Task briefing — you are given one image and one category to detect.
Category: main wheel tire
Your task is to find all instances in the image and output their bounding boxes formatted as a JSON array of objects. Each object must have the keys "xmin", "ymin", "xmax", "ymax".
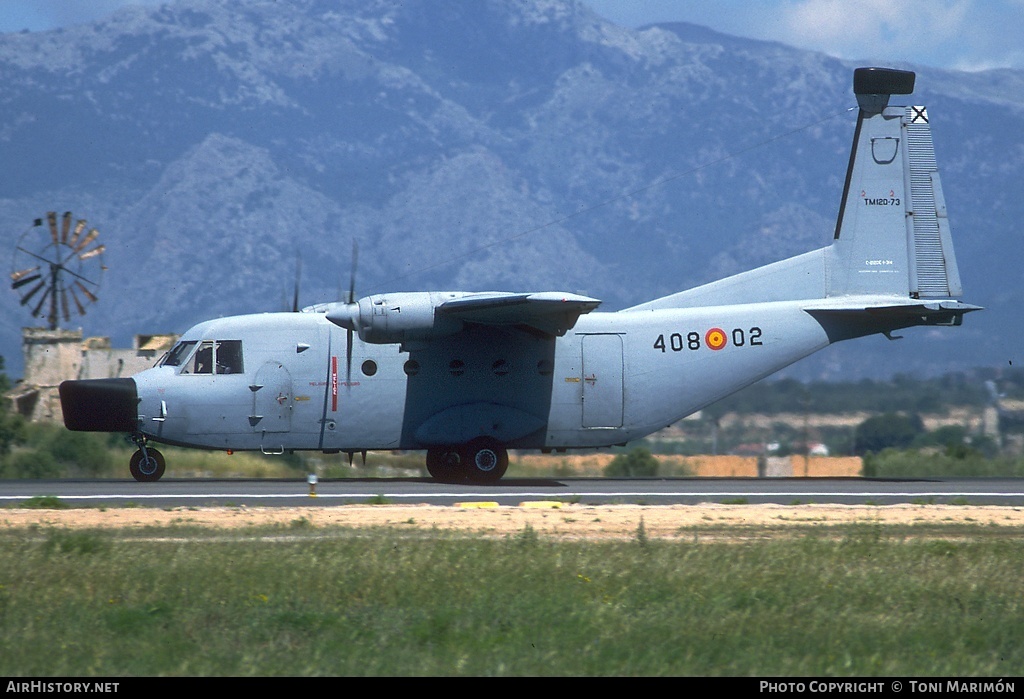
[
  {"xmin": 130, "ymin": 448, "xmax": 166, "ymax": 482},
  {"xmin": 425, "ymin": 447, "xmax": 464, "ymax": 483},
  {"xmin": 461, "ymin": 438, "xmax": 508, "ymax": 484}
]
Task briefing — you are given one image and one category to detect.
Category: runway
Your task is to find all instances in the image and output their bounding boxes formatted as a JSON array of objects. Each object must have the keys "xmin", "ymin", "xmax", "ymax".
[{"xmin": 2, "ymin": 476, "xmax": 1024, "ymax": 508}]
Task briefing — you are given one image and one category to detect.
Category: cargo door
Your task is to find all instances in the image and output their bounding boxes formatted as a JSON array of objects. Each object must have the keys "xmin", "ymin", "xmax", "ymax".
[{"xmin": 581, "ymin": 334, "xmax": 623, "ymax": 428}]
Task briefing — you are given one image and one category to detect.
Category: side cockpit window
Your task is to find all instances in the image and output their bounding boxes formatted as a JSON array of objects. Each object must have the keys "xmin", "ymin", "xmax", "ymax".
[
  {"xmin": 179, "ymin": 340, "xmax": 244, "ymax": 375},
  {"xmin": 215, "ymin": 340, "xmax": 244, "ymax": 374},
  {"xmin": 161, "ymin": 341, "xmax": 197, "ymax": 368}
]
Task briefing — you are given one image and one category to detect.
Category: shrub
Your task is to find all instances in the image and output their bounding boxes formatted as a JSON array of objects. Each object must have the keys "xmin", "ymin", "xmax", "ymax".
[
  {"xmin": 604, "ymin": 447, "xmax": 659, "ymax": 477},
  {"xmin": 1, "ymin": 449, "xmax": 60, "ymax": 479}
]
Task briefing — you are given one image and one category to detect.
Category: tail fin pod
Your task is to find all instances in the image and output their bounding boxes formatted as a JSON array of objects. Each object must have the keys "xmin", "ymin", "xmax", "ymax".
[{"xmin": 828, "ymin": 67, "xmax": 963, "ymax": 299}]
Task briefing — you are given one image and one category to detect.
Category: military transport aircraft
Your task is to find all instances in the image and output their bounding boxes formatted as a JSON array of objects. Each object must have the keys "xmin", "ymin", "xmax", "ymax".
[{"xmin": 59, "ymin": 67, "xmax": 979, "ymax": 483}]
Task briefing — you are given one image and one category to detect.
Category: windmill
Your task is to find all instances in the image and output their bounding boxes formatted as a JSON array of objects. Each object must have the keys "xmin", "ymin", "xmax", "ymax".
[{"xmin": 10, "ymin": 211, "xmax": 106, "ymax": 330}]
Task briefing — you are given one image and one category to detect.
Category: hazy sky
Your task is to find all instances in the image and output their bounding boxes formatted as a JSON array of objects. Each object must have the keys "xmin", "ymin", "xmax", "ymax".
[{"xmin": 1, "ymin": 0, "xmax": 1022, "ymax": 72}]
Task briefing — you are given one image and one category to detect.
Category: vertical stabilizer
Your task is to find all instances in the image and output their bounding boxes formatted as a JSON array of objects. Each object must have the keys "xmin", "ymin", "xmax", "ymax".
[{"xmin": 828, "ymin": 67, "xmax": 962, "ymax": 299}]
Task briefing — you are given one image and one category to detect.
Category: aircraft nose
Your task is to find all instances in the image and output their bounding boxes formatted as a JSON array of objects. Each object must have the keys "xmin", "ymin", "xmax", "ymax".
[{"xmin": 59, "ymin": 378, "xmax": 139, "ymax": 433}]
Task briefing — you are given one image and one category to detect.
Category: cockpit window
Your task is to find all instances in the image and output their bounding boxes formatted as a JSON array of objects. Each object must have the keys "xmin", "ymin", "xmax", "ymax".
[
  {"xmin": 161, "ymin": 341, "xmax": 197, "ymax": 367},
  {"xmin": 179, "ymin": 340, "xmax": 244, "ymax": 375},
  {"xmin": 215, "ymin": 340, "xmax": 244, "ymax": 374}
]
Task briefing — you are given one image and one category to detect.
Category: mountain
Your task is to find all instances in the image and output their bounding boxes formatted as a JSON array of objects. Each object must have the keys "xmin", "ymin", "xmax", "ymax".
[{"xmin": 1, "ymin": 0, "xmax": 1021, "ymax": 380}]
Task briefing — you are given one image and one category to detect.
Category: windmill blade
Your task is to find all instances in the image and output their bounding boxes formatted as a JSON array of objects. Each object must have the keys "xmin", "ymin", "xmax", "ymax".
[
  {"xmin": 79, "ymin": 244, "xmax": 105, "ymax": 261},
  {"xmin": 69, "ymin": 219, "xmax": 87, "ymax": 249},
  {"xmin": 61, "ymin": 212, "xmax": 72, "ymax": 244},
  {"xmin": 20, "ymin": 280, "xmax": 46, "ymax": 306},
  {"xmin": 11, "ymin": 267, "xmax": 41, "ymax": 288},
  {"xmin": 73, "ymin": 228, "xmax": 99, "ymax": 253},
  {"xmin": 74, "ymin": 281, "xmax": 98, "ymax": 304},
  {"xmin": 32, "ymin": 285, "xmax": 53, "ymax": 318},
  {"xmin": 47, "ymin": 212, "xmax": 58, "ymax": 246},
  {"xmin": 70, "ymin": 287, "xmax": 87, "ymax": 316},
  {"xmin": 60, "ymin": 288, "xmax": 71, "ymax": 323}
]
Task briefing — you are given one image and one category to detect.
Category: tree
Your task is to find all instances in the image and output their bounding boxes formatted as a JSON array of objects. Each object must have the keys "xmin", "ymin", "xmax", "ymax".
[
  {"xmin": 853, "ymin": 412, "xmax": 925, "ymax": 455},
  {"xmin": 0, "ymin": 357, "xmax": 25, "ymax": 458}
]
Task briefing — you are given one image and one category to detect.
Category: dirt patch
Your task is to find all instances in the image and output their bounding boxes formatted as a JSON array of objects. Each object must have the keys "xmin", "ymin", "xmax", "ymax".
[{"xmin": 2, "ymin": 503, "xmax": 1023, "ymax": 540}]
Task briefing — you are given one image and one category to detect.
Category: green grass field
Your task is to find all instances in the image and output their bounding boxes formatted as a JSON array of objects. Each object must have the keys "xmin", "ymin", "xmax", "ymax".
[{"xmin": 0, "ymin": 521, "xmax": 1021, "ymax": 676}]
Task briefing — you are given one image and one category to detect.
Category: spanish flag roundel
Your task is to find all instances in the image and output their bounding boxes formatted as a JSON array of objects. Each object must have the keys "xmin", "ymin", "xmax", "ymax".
[{"xmin": 705, "ymin": 327, "xmax": 727, "ymax": 351}]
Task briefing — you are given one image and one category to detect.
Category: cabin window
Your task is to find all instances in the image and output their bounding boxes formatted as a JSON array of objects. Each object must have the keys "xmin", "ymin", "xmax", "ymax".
[
  {"xmin": 403, "ymin": 359, "xmax": 420, "ymax": 376},
  {"xmin": 180, "ymin": 340, "xmax": 244, "ymax": 375},
  {"xmin": 361, "ymin": 360, "xmax": 377, "ymax": 377}
]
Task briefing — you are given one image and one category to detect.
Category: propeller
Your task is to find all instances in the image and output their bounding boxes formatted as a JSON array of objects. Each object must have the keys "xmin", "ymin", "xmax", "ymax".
[
  {"xmin": 322, "ymin": 240, "xmax": 360, "ymax": 387},
  {"xmin": 292, "ymin": 253, "xmax": 302, "ymax": 313},
  {"xmin": 344, "ymin": 240, "xmax": 358, "ymax": 387}
]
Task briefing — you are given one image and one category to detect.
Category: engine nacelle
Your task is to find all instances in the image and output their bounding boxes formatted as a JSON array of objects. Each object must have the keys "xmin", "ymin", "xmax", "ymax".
[{"xmin": 324, "ymin": 291, "xmax": 466, "ymax": 344}]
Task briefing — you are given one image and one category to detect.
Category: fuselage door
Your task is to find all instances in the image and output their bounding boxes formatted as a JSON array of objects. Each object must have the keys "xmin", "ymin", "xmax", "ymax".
[
  {"xmin": 251, "ymin": 361, "xmax": 293, "ymax": 433},
  {"xmin": 581, "ymin": 333, "xmax": 623, "ymax": 428}
]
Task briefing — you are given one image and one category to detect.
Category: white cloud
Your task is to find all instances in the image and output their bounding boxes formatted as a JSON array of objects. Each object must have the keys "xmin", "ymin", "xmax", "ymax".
[
  {"xmin": 776, "ymin": 0, "xmax": 970, "ymax": 59},
  {"xmin": 584, "ymin": 0, "xmax": 1024, "ymax": 72}
]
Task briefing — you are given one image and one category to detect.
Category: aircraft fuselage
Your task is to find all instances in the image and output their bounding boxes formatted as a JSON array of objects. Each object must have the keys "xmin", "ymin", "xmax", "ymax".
[{"xmin": 131, "ymin": 300, "xmax": 831, "ymax": 455}]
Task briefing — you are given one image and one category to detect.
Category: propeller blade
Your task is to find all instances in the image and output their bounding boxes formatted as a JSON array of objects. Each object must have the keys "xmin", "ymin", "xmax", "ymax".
[
  {"xmin": 346, "ymin": 240, "xmax": 359, "ymax": 386},
  {"xmin": 292, "ymin": 254, "xmax": 302, "ymax": 312},
  {"xmin": 61, "ymin": 212, "xmax": 72, "ymax": 244},
  {"xmin": 60, "ymin": 288, "xmax": 70, "ymax": 323},
  {"xmin": 347, "ymin": 240, "xmax": 358, "ymax": 303},
  {"xmin": 346, "ymin": 328, "xmax": 353, "ymax": 389}
]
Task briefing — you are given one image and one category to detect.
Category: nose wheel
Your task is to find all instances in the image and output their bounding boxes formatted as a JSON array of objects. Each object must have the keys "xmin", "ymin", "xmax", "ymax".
[{"xmin": 129, "ymin": 438, "xmax": 166, "ymax": 482}]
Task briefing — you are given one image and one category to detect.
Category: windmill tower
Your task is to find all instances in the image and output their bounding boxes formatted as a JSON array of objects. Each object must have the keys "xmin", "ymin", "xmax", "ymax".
[{"xmin": 8, "ymin": 212, "xmax": 106, "ymax": 421}]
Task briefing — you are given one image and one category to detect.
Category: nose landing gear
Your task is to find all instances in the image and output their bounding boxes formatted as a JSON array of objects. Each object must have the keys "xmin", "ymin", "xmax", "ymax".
[{"xmin": 129, "ymin": 434, "xmax": 166, "ymax": 482}]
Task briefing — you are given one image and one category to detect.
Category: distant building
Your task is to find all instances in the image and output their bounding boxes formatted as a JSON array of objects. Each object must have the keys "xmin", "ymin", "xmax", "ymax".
[{"xmin": 7, "ymin": 327, "xmax": 178, "ymax": 423}]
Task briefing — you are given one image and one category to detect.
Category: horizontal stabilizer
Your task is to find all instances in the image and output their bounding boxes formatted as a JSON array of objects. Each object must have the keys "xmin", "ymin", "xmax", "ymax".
[{"xmin": 805, "ymin": 298, "xmax": 982, "ymax": 327}]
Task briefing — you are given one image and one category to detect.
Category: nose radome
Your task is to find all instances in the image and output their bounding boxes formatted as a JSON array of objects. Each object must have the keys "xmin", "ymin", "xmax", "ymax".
[{"xmin": 59, "ymin": 378, "xmax": 139, "ymax": 433}]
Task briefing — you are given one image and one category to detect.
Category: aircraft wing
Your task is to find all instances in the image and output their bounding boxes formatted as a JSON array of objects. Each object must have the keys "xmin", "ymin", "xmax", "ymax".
[{"xmin": 437, "ymin": 291, "xmax": 601, "ymax": 336}]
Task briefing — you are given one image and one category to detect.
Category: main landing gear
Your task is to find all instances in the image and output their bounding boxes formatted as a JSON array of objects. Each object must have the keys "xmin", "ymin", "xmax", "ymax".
[
  {"xmin": 425, "ymin": 437, "xmax": 509, "ymax": 484},
  {"xmin": 129, "ymin": 434, "xmax": 166, "ymax": 482}
]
